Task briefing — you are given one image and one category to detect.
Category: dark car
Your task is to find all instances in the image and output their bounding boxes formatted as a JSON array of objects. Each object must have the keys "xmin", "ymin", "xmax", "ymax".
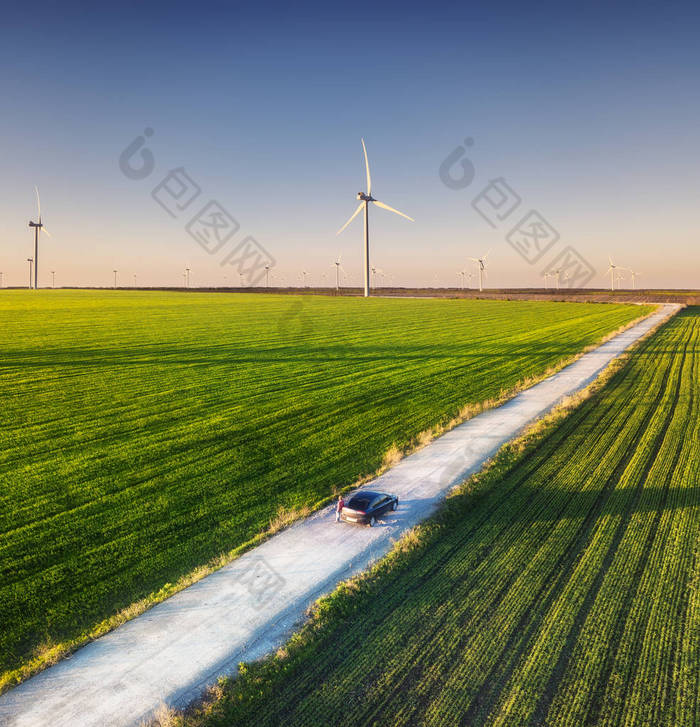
[{"xmin": 340, "ymin": 490, "xmax": 399, "ymax": 527}]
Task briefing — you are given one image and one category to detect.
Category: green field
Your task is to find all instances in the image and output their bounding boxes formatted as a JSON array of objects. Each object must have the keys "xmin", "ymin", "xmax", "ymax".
[
  {"xmin": 185, "ymin": 307, "xmax": 699, "ymax": 727},
  {"xmin": 0, "ymin": 291, "xmax": 648, "ymax": 683}
]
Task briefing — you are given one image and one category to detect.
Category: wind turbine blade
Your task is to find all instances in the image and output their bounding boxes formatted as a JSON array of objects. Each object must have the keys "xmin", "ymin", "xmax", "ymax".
[
  {"xmin": 41, "ymin": 226, "xmax": 52, "ymax": 237},
  {"xmin": 336, "ymin": 202, "xmax": 364, "ymax": 235},
  {"xmin": 467, "ymin": 257, "xmax": 479, "ymax": 263},
  {"xmin": 35, "ymin": 186, "xmax": 41, "ymax": 223},
  {"xmin": 372, "ymin": 200, "xmax": 414, "ymax": 222},
  {"xmin": 361, "ymin": 138, "xmax": 371, "ymax": 196}
]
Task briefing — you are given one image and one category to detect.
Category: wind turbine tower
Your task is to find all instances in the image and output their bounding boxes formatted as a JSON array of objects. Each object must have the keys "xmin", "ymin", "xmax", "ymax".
[
  {"xmin": 550, "ymin": 268, "xmax": 562, "ymax": 290},
  {"xmin": 628, "ymin": 270, "xmax": 641, "ymax": 289},
  {"xmin": 333, "ymin": 255, "xmax": 343, "ymax": 292},
  {"xmin": 337, "ymin": 139, "xmax": 414, "ymax": 297},
  {"xmin": 28, "ymin": 187, "xmax": 51, "ymax": 289},
  {"xmin": 468, "ymin": 253, "xmax": 489, "ymax": 292},
  {"xmin": 605, "ymin": 257, "xmax": 620, "ymax": 292}
]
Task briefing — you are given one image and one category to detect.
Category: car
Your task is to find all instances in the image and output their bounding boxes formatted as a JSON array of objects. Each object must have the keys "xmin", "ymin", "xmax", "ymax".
[{"xmin": 339, "ymin": 490, "xmax": 399, "ymax": 527}]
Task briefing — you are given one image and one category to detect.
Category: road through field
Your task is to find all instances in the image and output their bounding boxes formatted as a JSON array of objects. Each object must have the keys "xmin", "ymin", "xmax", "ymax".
[{"xmin": 0, "ymin": 304, "xmax": 679, "ymax": 727}]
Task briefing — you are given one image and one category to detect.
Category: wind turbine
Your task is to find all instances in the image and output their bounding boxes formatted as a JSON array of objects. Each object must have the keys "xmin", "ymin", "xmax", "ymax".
[
  {"xmin": 628, "ymin": 270, "xmax": 641, "ymax": 289},
  {"xmin": 301, "ymin": 270, "xmax": 309, "ymax": 288},
  {"xmin": 615, "ymin": 269, "xmax": 626, "ymax": 289},
  {"xmin": 51, "ymin": 270, "xmax": 56, "ymax": 288},
  {"xmin": 264, "ymin": 264, "xmax": 271, "ymax": 288},
  {"xmin": 371, "ymin": 266, "xmax": 384, "ymax": 289},
  {"xmin": 468, "ymin": 253, "xmax": 489, "ymax": 292},
  {"xmin": 185, "ymin": 267, "xmax": 191, "ymax": 288},
  {"xmin": 27, "ymin": 258, "xmax": 33, "ymax": 288},
  {"xmin": 549, "ymin": 268, "xmax": 562, "ymax": 290},
  {"xmin": 337, "ymin": 139, "xmax": 414, "ymax": 297},
  {"xmin": 28, "ymin": 187, "xmax": 51, "ymax": 289},
  {"xmin": 458, "ymin": 270, "xmax": 467, "ymax": 290},
  {"xmin": 605, "ymin": 256, "xmax": 620, "ymax": 291},
  {"xmin": 113, "ymin": 269, "xmax": 118, "ymax": 289},
  {"xmin": 333, "ymin": 255, "xmax": 344, "ymax": 292}
]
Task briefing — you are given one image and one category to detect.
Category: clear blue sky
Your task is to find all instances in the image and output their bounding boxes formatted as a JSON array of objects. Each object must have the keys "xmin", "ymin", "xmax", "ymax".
[{"xmin": 1, "ymin": 0, "xmax": 698, "ymax": 288}]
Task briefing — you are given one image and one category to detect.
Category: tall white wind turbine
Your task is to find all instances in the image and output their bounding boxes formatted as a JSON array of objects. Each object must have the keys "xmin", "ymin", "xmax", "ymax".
[
  {"xmin": 28, "ymin": 187, "xmax": 51, "ymax": 289},
  {"xmin": 628, "ymin": 269, "xmax": 641, "ymax": 289},
  {"xmin": 468, "ymin": 253, "xmax": 489, "ymax": 292},
  {"xmin": 337, "ymin": 139, "xmax": 414, "ymax": 298}
]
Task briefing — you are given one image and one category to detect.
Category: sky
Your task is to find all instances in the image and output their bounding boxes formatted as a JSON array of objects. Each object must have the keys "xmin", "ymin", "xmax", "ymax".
[{"xmin": 0, "ymin": 0, "xmax": 698, "ymax": 289}]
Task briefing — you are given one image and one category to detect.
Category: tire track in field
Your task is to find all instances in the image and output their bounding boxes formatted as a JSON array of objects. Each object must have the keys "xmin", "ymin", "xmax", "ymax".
[
  {"xmin": 611, "ymin": 319, "xmax": 699, "ymax": 727},
  {"xmin": 380, "ymin": 351, "xmax": 662, "ymax": 726},
  {"xmin": 456, "ymin": 329, "xmax": 684, "ymax": 726},
  {"xmin": 662, "ymin": 325, "xmax": 699, "ymax": 727},
  {"xmin": 544, "ymin": 324, "xmax": 692, "ymax": 727}
]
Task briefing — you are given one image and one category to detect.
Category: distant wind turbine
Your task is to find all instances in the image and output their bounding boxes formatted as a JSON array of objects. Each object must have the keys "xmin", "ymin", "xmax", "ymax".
[
  {"xmin": 337, "ymin": 139, "xmax": 414, "ymax": 297},
  {"xmin": 51, "ymin": 270, "xmax": 56, "ymax": 288},
  {"xmin": 28, "ymin": 187, "xmax": 51, "ymax": 290},
  {"xmin": 333, "ymin": 255, "xmax": 344, "ymax": 292},
  {"xmin": 628, "ymin": 270, "xmax": 641, "ymax": 289},
  {"xmin": 468, "ymin": 252, "xmax": 489, "ymax": 292},
  {"xmin": 605, "ymin": 256, "xmax": 620, "ymax": 291},
  {"xmin": 549, "ymin": 268, "xmax": 562, "ymax": 290},
  {"xmin": 264, "ymin": 264, "xmax": 271, "ymax": 288},
  {"xmin": 113, "ymin": 269, "xmax": 118, "ymax": 289}
]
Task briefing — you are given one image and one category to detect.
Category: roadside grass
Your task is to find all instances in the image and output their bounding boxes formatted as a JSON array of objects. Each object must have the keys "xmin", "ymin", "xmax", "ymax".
[
  {"xmin": 0, "ymin": 291, "xmax": 651, "ymax": 689},
  {"xmin": 175, "ymin": 306, "xmax": 698, "ymax": 727}
]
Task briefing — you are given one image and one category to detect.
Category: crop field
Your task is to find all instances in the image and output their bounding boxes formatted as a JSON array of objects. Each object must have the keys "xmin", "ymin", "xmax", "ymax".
[
  {"xmin": 188, "ymin": 307, "xmax": 700, "ymax": 727},
  {"xmin": 0, "ymin": 290, "xmax": 648, "ymax": 684}
]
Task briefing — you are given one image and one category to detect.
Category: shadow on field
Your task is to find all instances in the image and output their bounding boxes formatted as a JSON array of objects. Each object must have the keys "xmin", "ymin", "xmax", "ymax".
[{"xmin": 1, "ymin": 342, "xmax": 593, "ymax": 368}]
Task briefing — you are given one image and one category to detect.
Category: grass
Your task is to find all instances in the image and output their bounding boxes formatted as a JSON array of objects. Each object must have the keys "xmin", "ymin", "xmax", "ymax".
[
  {"xmin": 177, "ymin": 306, "xmax": 698, "ymax": 727},
  {"xmin": 0, "ymin": 290, "xmax": 650, "ymax": 687}
]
